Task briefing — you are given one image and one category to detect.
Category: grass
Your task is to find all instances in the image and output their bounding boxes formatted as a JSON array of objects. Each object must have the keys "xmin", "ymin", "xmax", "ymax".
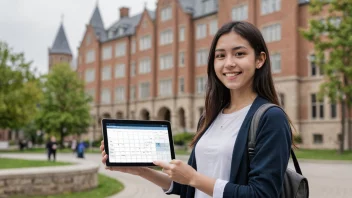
[
  {"xmin": 294, "ymin": 149, "xmax": 352, "ymax": 161},
  {"xmin": 0, "ymin": 147, "xmax": 102, "ymax": 153},
  {"xmin": 0, "ymin": 158, "xmax": 71, "ymax": 169},
  {"xmin": 10, "ymin": 174, "xmax": 124, "ymax": 198}
]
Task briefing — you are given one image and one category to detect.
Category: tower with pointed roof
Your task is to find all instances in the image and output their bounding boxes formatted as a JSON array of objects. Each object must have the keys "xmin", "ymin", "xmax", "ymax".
[{"xmin": 48, "ymin": 21, "xmax": 73, "ymax": 71}]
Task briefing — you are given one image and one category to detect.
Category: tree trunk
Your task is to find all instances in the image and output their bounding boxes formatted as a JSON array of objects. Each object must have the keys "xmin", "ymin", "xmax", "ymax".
[
  {"xmin": 60, "ymin": 127, "xmax": 64, "ymax": 149},
  {"xmin": 339, "ymin": 100, "xmax": 346, "ymax": 154}
]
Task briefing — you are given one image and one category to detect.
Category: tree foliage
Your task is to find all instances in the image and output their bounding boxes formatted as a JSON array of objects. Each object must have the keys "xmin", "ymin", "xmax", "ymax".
[
  {"xmin": 301, "ymin": 0, "xmax": 352, "ymax": 152},
  {"xmin": 0, "ymin": 41, "xmax": 42, "ymax": 129},
  {"xmin": 36, "ymin": 63, "xmax": 92, "ymax": 146}
]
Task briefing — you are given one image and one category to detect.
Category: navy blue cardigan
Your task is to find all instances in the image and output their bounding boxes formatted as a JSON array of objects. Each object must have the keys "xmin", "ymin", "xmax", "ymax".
[{"xmin": 166, "ymin": 96, "xmax": 292, "ymax": 198}]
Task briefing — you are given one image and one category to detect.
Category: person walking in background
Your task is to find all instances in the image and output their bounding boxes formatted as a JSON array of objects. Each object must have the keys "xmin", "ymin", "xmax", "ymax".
[
  {"xmin": 100, "ymin": 21, "xmax": 293, "ymax": 198},
  {"xmin": 71, "ymin": 138, "xmax": 77, "ymax": 154},
  {"xmin": 77, "ymin": 140, "xmax": 85, "ymax": 158},
  {"xmin": 46, "ymin": 136, "xmax": 57, "ymax": 162}
]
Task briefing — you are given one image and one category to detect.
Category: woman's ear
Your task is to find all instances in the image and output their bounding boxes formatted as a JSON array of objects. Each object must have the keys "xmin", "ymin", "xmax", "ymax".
[{"xmin": 256, "ymin": 52, "xmax": 266, "ymax": 69}]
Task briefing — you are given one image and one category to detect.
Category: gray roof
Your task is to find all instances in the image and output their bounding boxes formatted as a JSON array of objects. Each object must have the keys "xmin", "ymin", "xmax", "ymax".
[
  {"xmin": 105, "ymin": 10, "xmax": 155, "ymax": 42},
  {"xmin": 178, "ymin": 0, "xmax": 218, "ymax": 19},
  {"xmin": 49, "ymin": 23, "xmax": 72, "ymax": 55},
  {"xmin": 299, "ymin": 0, "xmax": 310, "ymax": 4},
  {"xmin": 89, "ymin": 6, "xmax": 107, "ymax": 42}
]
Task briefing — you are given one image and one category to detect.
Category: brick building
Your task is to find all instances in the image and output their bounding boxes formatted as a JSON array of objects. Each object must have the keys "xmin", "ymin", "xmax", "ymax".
[{"xmin": 50, "ymin": 0, "xmax": 351, "ymax": 149}]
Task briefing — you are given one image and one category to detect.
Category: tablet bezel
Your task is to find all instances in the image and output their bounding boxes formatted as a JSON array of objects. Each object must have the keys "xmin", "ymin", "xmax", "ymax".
[{"xmin": 102, "ymin": 118, "xmax": 176, "ymax": 166}]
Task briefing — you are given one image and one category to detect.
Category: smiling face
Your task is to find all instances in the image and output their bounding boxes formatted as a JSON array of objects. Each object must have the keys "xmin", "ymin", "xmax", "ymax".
[{"xmin": 214, "ymin": 32, "xmax": 264, "ymax": 93}]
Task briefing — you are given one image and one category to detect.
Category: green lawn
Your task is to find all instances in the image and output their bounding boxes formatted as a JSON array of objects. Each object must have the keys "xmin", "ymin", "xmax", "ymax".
[
  {"xmin": 294, "ymin": 149, "xmax": 352, "ymax": 161},
  {"xmin": 0, "ymin": 158, "xmax": 70, "ymax": 169},
  {"xmin": 10, "ymin": 174, "xmax": 124, "ymax": 198}
]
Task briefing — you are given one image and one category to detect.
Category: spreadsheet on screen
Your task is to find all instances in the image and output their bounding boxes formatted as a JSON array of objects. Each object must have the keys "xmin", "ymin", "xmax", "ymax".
[{"xmin": 106, "ymin": 124, "xmax": 172, "ymax": 163}]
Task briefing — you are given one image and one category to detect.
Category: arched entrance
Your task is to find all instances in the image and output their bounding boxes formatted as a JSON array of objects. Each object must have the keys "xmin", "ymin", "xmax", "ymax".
[
  {"xmin": 116, "ymin": 111, "xmax": 123, "ymax": 119},
  {"xmin": 140, "ymin": 109, "xmax": 150, "ymax": 120},
  {"xmin": 178, "ymin": 108, "xmax": 186, "ymax": 131},
  {"xmin": 157, "ymin": 107, "xmax": 171, "ymax": 121}
]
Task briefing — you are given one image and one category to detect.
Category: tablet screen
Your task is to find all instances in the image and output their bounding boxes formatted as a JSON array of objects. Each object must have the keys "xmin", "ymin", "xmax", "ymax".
[{"xmin": 106, "ymin": 123, "xmax": 172, "ymax": 163}]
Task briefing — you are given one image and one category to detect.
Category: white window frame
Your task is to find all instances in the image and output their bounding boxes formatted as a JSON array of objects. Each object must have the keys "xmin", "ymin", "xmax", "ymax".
[
  {"xmin": 139, "ymin": 58, "xmax": 151, "ymax": 74},
  {"xmin": 102, "ymin": 65, "xmax": 111, "ymax": 80},
  {"xmin": 179, "ymin": 26, "xmax": 185, "ymax": 42},
  {"xmin": 209, "ymin": 19, "xmax": 218, "ymax": 35},
  {"xmin": 196, "ymin": 24, "xmax": 207, "ymax": 40},
  {"xmin": 102, "ymin": 46, "xmax": 112, "ymax": 60},
  {"xmin": 196, "ymin": 49, "xmax": 208, "ymax": 66},
  {"xmin": 85, "ymin": 68, "xmax": 95, "ymax": 83},
  {"xmin": 161, "ymin": 6, "xmax": 172, "ymax": 22},
  {"xmin": 160, "ymin": 29, "xmax": 173, "ymax": 45},
  {"xmin": 159, "ymin": 79, "xmax": 173, "ymax": 96},
  {"xmin": 196, "ymin": 76, "xmax": 207, "ymax": 94},
  {"xmin": 271, "ymin": 53, "xmax": 281, "ymax": 73},
  {"xmin": 232, "ymin": 4, "xmax": 248, "ymax": 21},
  {"xmin": 115, "ymin": 42, "xmax": 126, "ymax": 57},
  {"xmin": 115, "ymin": 64, "xmax": 125, "ymax": 78},
  {"xmin": 261, "ymin": 0, "xmax": 281, "ymax": 15},
  {"xmin": 85, "ymin": 49, "xmax": 95, "ymax": 64},
  {"xmin": 101, "ymin": 88, "xmax": 111, "ymax": 104},
  {"xmin": 262, "ymin": 23, "xmax": 281, "ymax": 43},
  {"xmin": 160, "ymin": 54, "xmax": 173, "ymax": 70},
  {"xmin": 139, "ymin": 35, "xmax": 151, "ymax": 51},
  {"xmin": 179, "ymin": 77, "xmax": 185, "ymax": 94},
  {"xmin": 179, "ymin": 52, "xmax": 185, "ymax": 67},
  {"xmin": 139, "ymin": 82, "xmax": 150, "ymax": 99},
  {"xmin": 115, "ymin": 86, "xmax": 125, "ymax": 102}
]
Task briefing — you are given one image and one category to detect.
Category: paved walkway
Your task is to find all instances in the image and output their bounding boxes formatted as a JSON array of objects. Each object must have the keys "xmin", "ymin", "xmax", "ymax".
[{"xmin": 1, "ymin": 153, "xmax": 352, "ymax": 198}]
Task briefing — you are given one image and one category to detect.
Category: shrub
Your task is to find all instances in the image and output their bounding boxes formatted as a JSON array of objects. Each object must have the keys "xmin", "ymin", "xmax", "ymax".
[
  {"xmin": 173, "ymin": 132, "xmax": 194, "ymax": 146},
  {"xmin": 293, "ymin": 134, "xmax": 302, "ymax": 144}
]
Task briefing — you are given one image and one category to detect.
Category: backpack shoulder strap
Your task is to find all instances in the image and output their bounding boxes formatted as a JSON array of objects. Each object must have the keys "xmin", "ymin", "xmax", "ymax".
[
  {"xmin": 248, "ymin": 103, "xmax": 278, "ymax": 159},
  {"xmin": 248, "ymin": 103, "xmax": 303, "ymax": 175}
]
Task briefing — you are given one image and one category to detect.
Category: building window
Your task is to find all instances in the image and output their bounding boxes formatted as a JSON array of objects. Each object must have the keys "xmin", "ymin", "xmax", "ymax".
[
  {"xmin": 101, "ymin": 88, "xmax": 111, "ymax": 104},
  {"xmin": 159, "ymin": 79, "xmax": 172, "ymax": 96},
  {"xmin": 232, "ymin": 4, "xmax": 248, "ymax": 21},
  {"xmin": 160, "ymin": 30, "xmax": 173, "ymax": 45},
  {"xmin": 179, "ymin": 77, "xmax": 184, "ymax": 94},
  {"xmin": 114, "ymin": 64, "xmax": 125, "ymax": 78},
  {"xmin": 115, "ymin": 87, "xmax": 125, "ymax": 102},
  {"xmin": 86, "ymin": 89, "xmax": 95, "ymax": 102},
  {"xmin": 279, "ymin": 93, "xmax": 285, "ymax": 109},
  {"xmin": 131, "ymin": 39, "xmax": 136, "ymax": 54},
  {"xmin": 85, "ymin": 69, "xmax": 95, "ymax": 83},
  {"xmin": 139, "ymin": 58, "xmax": 151, "ymax": 74},
  {"xmin": 86, "ymin": 34, "xmax": 91, "ymax": 46},
  {"xmin": 196, "ymin": 24, "xmax": 207, "ymax": 39},
  {"xmin": 313, "ymin": 134, "xmax": 323, "ymax": 144},
  {"xmin": 261, "ymin": 0, "xmax": 281, "ymax": 15},
  {"xmin": 203, "ymin": 0, "xmax": 214, "ymax": 13},
  {"xmin": 309, "ymin": 54, "xmax": 324, "ymax": 76},
  {"xmin": 102, "ymin": 65, "xmax": 111, "ymax": 81},
  {"xmin": 196, "ymin": 76, "xmax": 207, "ymax": 94},
  {"xmin": 197, "ymin": 49, "xmax": 208, "ymax": 66},
  {"xmin": 179, "ymin": 27, "xmax": 185, "ymax": 42},
  {"xmin": 139, "ymin": 35, "xmax": 151, "ymax": 51},
  {"xmin": 160, "ymin": 54, "xmax": 173, "ymax": 70},
  {"xmin": 331, "ymin": 103, "xmax": 337, "ymax": 118},
  {"xmin": 130, "ymin": 86, "xmax": 136, "ymax": 101},
  {"xmin": 102, "ymin": 46, "xmax": 112, "ymax": 60},
  {"xmin": 85, "ymin": 49, "xmax": 95, "ymax": 63},
  {"xmin": 179, "ymin": 52, "xmax": 185, "ymax": 67},
  {"xmin": 139, "ymin": 82, "xmax": 150, "ymax": 99},
  {"xmin": 209, "ymin": 20, "xmax": 218, "ymax": 35},
  {"xmin": 130, "ymin": 62, "xmax": 136, "ymax": 77},
  {"xmin": 161, "ymin": 6, "xmax": 172, "ymax": 21},
  {"xmin": 262, "ymin": 23, "xmax": 281, "ymax": 43},
  {"xmin": 115, "ymin": 42, "xmax": 126, "ymax": 57},
  {"xmin": 271, "ymin": 53, "xmax": 281, "ymax": 73},
  {"xmin": 311, "ymin": 93, "xmax": 324, "ymax": 119}
]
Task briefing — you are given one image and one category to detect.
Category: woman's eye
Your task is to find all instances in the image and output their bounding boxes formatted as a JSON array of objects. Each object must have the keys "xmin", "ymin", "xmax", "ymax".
[
  {"xmin": 235, "ymin": 52, "xmax": 245, "ymax": 56},
  {"xmin": 215, "ymin": 54, "xmax": 225, "ymax": 58}
]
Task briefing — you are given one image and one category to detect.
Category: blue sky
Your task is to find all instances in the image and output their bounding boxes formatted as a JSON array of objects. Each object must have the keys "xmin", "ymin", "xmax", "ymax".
[{"xmin": 0, "ymin": 0, "xmax": 157, "ymax": 75}]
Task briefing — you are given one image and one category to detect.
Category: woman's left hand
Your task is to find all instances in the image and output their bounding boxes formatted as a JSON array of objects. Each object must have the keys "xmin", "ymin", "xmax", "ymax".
[{"xmin": 153, "ymin": 159, "xmax": 198, "ymax": 185}]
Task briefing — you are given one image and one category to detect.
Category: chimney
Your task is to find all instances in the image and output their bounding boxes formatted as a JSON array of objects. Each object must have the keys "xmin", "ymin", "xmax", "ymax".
[{"xmin": 119, "ymin": 7, "xmax": 129, "ymax": 18}]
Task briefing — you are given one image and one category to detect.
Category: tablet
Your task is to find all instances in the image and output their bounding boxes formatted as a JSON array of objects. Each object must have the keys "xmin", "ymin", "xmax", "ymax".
[{"xmin": 102, "ymin": 119, "xmax": 175, "ymax": 166}]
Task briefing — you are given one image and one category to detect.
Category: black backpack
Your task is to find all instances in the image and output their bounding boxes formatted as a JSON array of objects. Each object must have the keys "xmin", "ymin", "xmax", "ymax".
[{"xmin": 248, "ymin": 103, "xmax": 309, "ymax": 198}]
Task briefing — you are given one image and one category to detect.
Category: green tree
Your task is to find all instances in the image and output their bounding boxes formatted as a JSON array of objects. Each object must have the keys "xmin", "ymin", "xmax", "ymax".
[
  {"xmin": 301, "ymin": 0, "xmax": 352, "ymax": 153},
  {"xmin": 36, "ymin": 63, "xmax": 92, "ymax": 147},
  {"xmin": 0, "ymin": 41, "xmax": 42, "ymax": 130}
]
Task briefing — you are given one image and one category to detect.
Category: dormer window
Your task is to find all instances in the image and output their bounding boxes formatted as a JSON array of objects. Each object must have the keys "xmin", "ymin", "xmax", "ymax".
[
  {"xmin": 117, "ymin": 27, "xmax": 125, "ymax": 35},
  {"xmin": 108, "ymin": 30, "xmax": 115, "ymax": 39},
  {"xmin": 203, "ymin": 0, "xmax": 213, "ymax": 13}
]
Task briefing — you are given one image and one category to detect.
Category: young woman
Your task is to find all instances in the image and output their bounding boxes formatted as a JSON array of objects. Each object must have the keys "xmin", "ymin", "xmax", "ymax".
[{"xmin": 100, "ymin": 21, "xmax": 292, "ymax": 198}]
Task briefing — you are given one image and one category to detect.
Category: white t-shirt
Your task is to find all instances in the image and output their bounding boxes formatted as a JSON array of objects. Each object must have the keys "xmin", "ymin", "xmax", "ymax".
[
  {"xmin": 165, "ymin": 104, "xmax": 251, "ymax": 197},
  {"xmin": 194, "ymin": 104, "xmax": 251, "ymax": 198}
]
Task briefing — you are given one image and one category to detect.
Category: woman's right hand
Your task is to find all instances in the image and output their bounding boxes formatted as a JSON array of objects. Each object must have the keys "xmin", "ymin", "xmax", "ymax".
[{"xmin": 100, "ymin": 140, "xmax": 149, "ymax": 176}]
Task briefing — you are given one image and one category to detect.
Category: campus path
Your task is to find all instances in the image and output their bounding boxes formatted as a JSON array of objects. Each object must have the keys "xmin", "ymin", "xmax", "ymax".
[{"xmin": 1, "ymin": 153, "xmax": 351, "ymax": 198}]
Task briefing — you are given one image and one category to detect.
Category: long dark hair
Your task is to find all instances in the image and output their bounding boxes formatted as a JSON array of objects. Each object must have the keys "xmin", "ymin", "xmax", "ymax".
[{"xmin": 190, "ymin": 21, "xmax": 292, "ymax": 147}]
